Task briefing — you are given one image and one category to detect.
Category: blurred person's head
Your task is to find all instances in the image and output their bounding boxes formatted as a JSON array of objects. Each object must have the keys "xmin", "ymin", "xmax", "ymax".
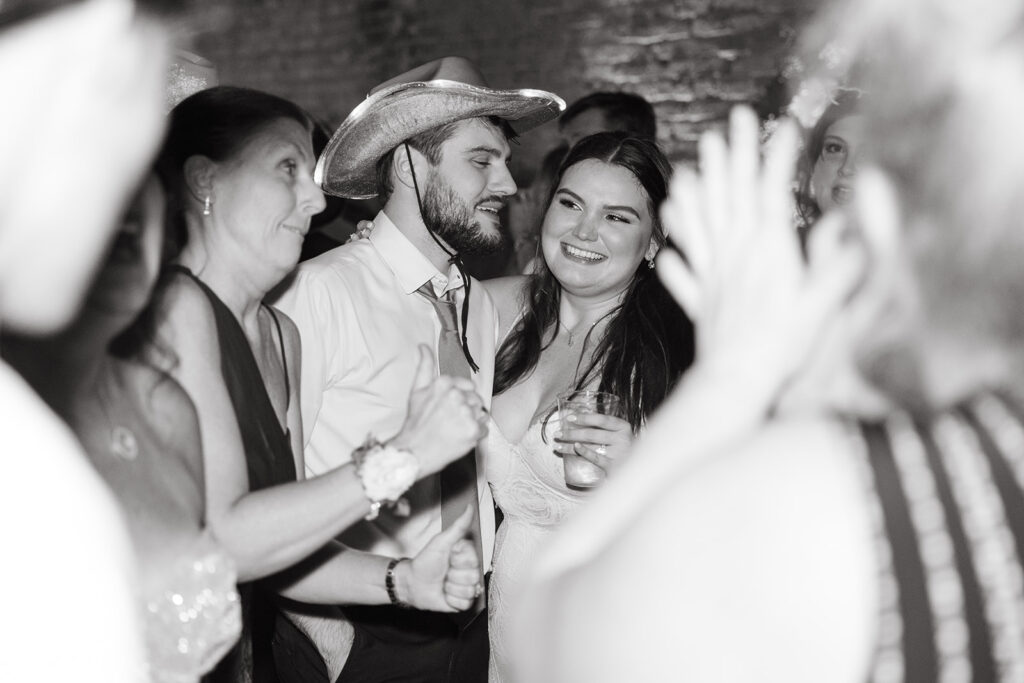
[
  {"xmin": 559, "ymin": 92, "xmax": 657, "ymax": 147},
  {"xmin": 0, "ymin": 0, "xmax": 176, "ymax": 335},
  {"xmin": 156, "ymin": 85, "xmax": 326, "ymax": 283},
  {"xmin": 796, "ymin": 90, "xmax": 863, "ymax": 228},
  {"xmin": 801, "ymin": 0, "xmax": 1024, "ymax": 408}
]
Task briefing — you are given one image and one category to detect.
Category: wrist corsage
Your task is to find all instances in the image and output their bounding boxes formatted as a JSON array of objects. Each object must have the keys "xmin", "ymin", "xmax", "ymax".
[{"xmin": 352, "ymin": 436, "xmax": 419, "ymax": 520}]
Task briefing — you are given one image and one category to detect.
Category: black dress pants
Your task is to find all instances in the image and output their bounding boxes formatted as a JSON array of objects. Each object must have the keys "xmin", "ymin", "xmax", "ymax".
[{"xmin": 272, "ymin": 603, "xmax": 488, "ymax": 683}]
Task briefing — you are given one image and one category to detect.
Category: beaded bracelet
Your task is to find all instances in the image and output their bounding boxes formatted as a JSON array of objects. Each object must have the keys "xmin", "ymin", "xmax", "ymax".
[{"xmin": 386, "ymin": 557, "xmax": 411, "ymax": 608}]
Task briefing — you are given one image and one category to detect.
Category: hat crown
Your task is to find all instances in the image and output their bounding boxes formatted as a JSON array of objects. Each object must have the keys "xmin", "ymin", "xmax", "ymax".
[
  {"xmin": 369, "ymin": 56, "xmax": 488, "ymax": 96},
  {"xmin": 318, "ymin": 57, "xmax": 564, "ymax": 199}
]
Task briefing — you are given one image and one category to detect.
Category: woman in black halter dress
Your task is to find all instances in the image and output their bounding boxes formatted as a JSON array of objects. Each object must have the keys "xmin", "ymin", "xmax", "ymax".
[{"xmin": 153, "ymin": 87, "xmax": 491, "ymax": 681}]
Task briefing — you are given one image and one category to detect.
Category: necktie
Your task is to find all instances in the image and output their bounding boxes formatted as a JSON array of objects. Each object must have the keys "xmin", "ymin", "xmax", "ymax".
[{"xmin": 417, "ymin": 283, "xmax": 485, "ymax": 614}]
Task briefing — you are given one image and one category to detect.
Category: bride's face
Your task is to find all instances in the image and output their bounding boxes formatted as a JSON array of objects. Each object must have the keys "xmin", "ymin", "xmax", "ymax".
[{"xmin": 540, "ymin": 159, "xmax": 657, "ymax": 300}]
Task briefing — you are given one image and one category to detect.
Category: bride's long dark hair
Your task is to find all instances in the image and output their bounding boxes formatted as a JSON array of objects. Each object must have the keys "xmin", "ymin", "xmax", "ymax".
[{"xmin": 493, "ymin": 132, "xmax": 695, "ymax": 431}]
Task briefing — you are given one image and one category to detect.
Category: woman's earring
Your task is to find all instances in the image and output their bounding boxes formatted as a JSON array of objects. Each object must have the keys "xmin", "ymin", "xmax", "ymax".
[
  {"xmin": 646, "ymin": 256, "xmax": 656, "ymax": 269},
  {"xmin": 203, "ymin": 195, "xmax": 212, "ymax": 216}
]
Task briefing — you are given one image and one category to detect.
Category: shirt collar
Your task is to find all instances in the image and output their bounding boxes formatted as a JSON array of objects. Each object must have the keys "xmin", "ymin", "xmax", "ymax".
[{"xmin": 368, "ymin": 211, "xmax": 465, "ymax": 296}]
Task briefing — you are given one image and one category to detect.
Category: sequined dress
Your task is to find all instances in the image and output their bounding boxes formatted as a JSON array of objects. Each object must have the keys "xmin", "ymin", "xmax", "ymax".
[
  {"xmin": 144, "ymin": 533, "xmax": 241, "ymax": 683},
  {"xmin": 482, "ymin": 414, "xmax": 590, "ymax": 683}
]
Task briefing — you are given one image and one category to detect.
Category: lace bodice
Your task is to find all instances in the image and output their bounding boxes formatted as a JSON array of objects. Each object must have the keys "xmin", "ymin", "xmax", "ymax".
[
  {"xmin": 483, "ymin": 415, "xmax": 592, "ymax": 683},
  {"xmin": 143, "ymin": 533, "xmax": 241, "ymax": 683}
]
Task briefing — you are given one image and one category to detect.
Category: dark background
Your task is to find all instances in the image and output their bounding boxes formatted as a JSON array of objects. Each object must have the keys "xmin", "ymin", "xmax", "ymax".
[{"xmin": 194, "ymin": 0, "xmax": 815, "ymax": 185}]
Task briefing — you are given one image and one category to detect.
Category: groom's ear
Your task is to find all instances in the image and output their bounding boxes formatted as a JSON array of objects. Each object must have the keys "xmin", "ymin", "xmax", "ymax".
[{"xmin": 392, "ymin": 145, "xmax": 424, "ymax": 192}]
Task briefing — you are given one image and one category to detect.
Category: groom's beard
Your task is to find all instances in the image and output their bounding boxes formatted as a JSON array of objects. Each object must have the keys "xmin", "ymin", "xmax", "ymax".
[{"xmin": 422, "ymin": 172, "xmax": 507, "ymax": 256}]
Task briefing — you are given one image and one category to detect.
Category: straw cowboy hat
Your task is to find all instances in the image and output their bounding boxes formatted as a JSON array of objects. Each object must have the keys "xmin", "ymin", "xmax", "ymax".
[{"xmin": 316, "ymin": 56, "xmax": 565, "ymax": 199}]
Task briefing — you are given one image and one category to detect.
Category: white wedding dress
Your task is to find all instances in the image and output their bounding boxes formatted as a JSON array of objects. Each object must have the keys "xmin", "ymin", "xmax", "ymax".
[{"xmin": 483, "ymin": 413, "xmax": 593, "ymax": 682}]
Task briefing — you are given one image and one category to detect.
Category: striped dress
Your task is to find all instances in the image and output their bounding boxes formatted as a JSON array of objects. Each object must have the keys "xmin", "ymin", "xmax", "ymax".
[{"xmin": 855, "ymin": 390, "xmax": 1024, "ymax": 683}]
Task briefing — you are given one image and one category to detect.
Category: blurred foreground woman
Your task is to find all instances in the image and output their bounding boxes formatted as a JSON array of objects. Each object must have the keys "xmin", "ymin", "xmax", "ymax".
[
  {"xmin": 5, "ymin": 176, "xmax": 243, "ymax": 682},
  {"xmin": 517, "ymin": 0, "xmax": 1024, "ymax": 680},
  {"xmin": 0, "ymin": 0, "xmax": 174, "ymax": 679}
]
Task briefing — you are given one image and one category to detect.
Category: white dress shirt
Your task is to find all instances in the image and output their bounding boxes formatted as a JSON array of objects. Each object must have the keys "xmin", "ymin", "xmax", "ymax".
[{"xmin": 275, "ymin": 211, "xmax": 497, "ymax": 568}]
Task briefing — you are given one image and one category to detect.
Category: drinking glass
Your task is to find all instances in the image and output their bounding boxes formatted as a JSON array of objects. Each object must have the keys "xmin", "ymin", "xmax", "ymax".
[{"xmin": 556, "ymin": 390, "xmax": 623, "ymax": 488}]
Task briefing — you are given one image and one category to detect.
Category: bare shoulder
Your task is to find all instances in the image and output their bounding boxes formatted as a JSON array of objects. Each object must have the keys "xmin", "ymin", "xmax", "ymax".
[
  {"xmin": 154, "ymin": 274, "xmax": 218, "ymax": 335},
  {"xmin": 480, "ymin": 275, "xmax": 529, "ymax": 333}
]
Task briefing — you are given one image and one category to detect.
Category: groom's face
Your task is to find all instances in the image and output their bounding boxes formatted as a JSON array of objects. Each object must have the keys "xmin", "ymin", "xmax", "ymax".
[{"xmin": 420, "ymin": 118, "xmax": 517, "ymax": 255}]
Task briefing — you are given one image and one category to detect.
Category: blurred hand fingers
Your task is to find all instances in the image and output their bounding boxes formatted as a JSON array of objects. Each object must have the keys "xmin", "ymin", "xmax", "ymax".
[
  {"xmin": 729, "ymin": 106, "xmax": 760, "ymax": 240},
  {"xmin": 661, "ymin": 169, "xmax": 710, "ymax": 277},
  {"xmin": 699, "ymin": 128, "xmax": 729, "ymax": 239},
  {"xmin": 656, "ymin": 250, "xmax": 702, "ymax": 318},
  {"xmin": 761, "ymin": 118, "xmax": 801, "ymax": 237}
]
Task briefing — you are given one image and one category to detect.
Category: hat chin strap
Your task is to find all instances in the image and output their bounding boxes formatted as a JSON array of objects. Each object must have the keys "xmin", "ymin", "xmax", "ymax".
[{"xmin": 404, "ymin": 143, "xmax": 480, "ymax": 373}]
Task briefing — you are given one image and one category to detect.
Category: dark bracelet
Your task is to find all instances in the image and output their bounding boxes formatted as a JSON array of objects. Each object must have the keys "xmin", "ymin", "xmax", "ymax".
[{"xmin": 386, "ymin": 557, "xmax": 412, "ymax": 608}]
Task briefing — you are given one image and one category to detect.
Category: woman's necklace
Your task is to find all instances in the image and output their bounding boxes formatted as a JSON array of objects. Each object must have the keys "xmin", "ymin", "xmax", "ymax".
[
  {"xmin": 558, "ymin": 319, "xmax": 599, "ymax": 347},
  {"xmin": 94, "ymin": 369, "xmax": 140, "ymax": 463}
]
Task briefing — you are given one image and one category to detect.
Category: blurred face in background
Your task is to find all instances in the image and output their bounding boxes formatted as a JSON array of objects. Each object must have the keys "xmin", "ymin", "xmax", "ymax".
[
  {"xmin": 84, "ymin": 175, "xmax": 166, "ymax": 333},
  {"xmin": 0, "ymin": 0, "xmax": 173, "ymax": 334},
  {"xmin": 810, "ymin": 115, "xmax": 866, "ymax": 214}
]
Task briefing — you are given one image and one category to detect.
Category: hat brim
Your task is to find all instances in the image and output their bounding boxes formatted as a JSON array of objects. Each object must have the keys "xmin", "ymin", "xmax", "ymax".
[{"xmin": 316, "ymin": 80, "xmax": 565, "ymax": 199}]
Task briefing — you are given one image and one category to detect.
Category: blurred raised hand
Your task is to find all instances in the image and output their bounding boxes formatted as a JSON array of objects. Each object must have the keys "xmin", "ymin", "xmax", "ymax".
[{"xmin": 656, "ymin": 106, "xmax": 865, "ymax": 407}]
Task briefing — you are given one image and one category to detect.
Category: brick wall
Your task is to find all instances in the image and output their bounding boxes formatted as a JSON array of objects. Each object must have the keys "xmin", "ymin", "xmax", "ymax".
[{"xmin": 195, "ymin": 0, "xmax": 813, "ymax": 181}]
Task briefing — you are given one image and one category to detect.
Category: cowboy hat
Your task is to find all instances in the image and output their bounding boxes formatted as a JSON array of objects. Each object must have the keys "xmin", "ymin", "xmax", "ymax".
[{"xmin": 316, "ymin": 56, "xmax": 565, "ymax": 199}]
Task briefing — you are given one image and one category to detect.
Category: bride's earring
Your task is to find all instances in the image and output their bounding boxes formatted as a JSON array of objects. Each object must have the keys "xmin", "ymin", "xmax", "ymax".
[{"xmin": 203, "ymin": 195, "xmax": 212, "ymax": 216}]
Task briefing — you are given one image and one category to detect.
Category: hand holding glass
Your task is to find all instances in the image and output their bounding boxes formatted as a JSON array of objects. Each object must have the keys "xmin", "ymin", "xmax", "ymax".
[{"xmin": 557, "ymin": 390, "xmax": 623, "ymax": 488}]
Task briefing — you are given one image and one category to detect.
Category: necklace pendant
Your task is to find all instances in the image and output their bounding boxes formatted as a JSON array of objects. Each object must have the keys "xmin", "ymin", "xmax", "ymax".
[{"xmin": 110, "ymin": 426, "xmax": 139, "ymax": 462}]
